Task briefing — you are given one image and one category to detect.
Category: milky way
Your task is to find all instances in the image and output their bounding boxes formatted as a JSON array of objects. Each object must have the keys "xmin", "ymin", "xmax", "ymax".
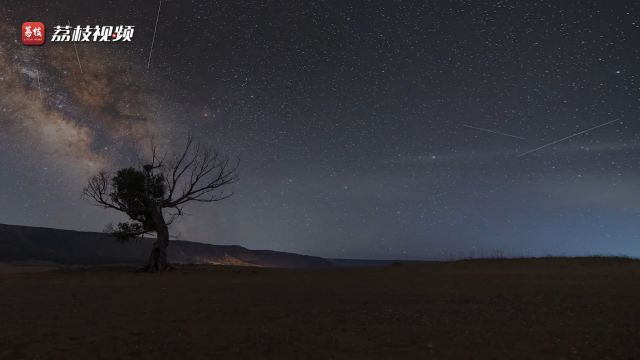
[
  {"xmin": 1, "ymin": 1, "xmax": 639, "ymax": 259},
  {"xmin": 0, "ymin": 21, "xmax": 169, "ymax": 174}
]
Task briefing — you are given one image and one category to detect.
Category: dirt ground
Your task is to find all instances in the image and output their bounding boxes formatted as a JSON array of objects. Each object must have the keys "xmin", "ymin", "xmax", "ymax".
[{"xmin": 1, "ymin": 258, "xmax": 639, "ymax": 359}]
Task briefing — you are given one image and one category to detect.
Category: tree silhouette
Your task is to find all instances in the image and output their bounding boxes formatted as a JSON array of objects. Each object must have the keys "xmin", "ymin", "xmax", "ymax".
[{"xmin": 83, "ymin": 137, "xmax": 239, "ymax": 272}]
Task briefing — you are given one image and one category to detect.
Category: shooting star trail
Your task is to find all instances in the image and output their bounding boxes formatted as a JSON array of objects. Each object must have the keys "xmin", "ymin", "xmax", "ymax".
[
  {"xmin": 68, "ymin": 21, "xmax": 83, "ymax": 73},
  {"xmin": 518, "ymin": 118, "xmax": 622, "ymax": 157},
  {"xmin": 147, "ymin": 0, "xmax": 162, "ymax": 69},
  {"xmin": 462, "ymin": 124, "xmax": 526, "ymax": 140},
  {"xmin": 36, "ymin": 69, "xmax": 42, "ymax": 101}
]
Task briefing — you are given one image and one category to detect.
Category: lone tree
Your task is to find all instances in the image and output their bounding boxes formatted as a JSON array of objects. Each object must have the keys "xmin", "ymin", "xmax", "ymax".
[{"xmin": 83, "ymin": 137, "xmax": 239, "ymax": 272}]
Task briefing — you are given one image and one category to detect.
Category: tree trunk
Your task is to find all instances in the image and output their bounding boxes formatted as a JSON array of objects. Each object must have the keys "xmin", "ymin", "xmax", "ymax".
[{"xmin": 143, "ymin": 207, "xmax": 172, "ymax": 272}]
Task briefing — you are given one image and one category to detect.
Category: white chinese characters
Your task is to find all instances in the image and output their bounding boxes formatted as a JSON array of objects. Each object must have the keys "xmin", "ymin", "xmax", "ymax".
[
  {"xmin": 24, "ymin": 25, "xmax": 43, "ymax": 38},
  {"xmin": 50, "ymin": 25, "xmax": 135, "ymax": 42}
]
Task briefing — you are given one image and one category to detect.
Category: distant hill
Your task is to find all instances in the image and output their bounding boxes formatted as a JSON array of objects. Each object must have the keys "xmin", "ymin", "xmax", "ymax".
[{"xmin": 0, "ymin": 223, "xmax": 332, "ymax": 268}]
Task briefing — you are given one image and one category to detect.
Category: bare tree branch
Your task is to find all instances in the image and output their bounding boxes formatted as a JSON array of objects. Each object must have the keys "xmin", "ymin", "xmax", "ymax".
[
  {"xmin": 162, "ymin": 139, "xmax": 239, "ymax": 207},
  {"xmin": 82, "ymin": 171, "xmax": 125, "ymax": 212}
]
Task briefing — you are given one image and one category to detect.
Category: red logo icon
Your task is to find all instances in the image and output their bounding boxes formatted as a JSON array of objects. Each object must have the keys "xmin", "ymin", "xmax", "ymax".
[{"xmin": 22, "ymin": 22, "xmax": 45, "ymax": 45}]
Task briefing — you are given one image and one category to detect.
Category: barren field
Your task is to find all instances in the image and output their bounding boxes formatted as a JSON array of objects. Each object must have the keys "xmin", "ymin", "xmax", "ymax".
[{"xmin": 1, "ymin": 258, "xmax": 639, "ymax": 359}]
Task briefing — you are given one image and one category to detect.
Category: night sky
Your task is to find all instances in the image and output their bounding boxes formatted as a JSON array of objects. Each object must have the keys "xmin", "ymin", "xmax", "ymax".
[{"xmin": 1, "ymin": 1, "xmax": 639, "ymax": 259}]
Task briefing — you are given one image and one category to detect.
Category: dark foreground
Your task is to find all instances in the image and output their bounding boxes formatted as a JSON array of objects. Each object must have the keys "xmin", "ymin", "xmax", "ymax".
[{"xmin": 1, "ymin": 258, "xmax": 639, "ymax": 359}]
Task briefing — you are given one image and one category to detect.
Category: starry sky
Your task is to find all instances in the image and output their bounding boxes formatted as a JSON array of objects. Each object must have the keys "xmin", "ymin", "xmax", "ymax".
[{"xmin": 1, "ymin": 0, "xmax": 639, "ymax": 259}]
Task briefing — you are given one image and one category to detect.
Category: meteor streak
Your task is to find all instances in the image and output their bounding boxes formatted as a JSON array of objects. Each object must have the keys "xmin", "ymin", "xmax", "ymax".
[
  {"xmin": 36, "ymin": 69, "xmax": 42, "ymax": 101},
  {"xmin": 462, "ymin": 124, "xmax": 526, "ymax": 140},
  {"xmin": 518, "ymin": 119, "xmax": 621, "ymax": 157},
  {"xmin": 68, "ymin": 20, "xmax": 83, "ymax": 73},
  {"xmin": 147, "ymin": 0, "xmax": 162, "ymax": 69}
]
